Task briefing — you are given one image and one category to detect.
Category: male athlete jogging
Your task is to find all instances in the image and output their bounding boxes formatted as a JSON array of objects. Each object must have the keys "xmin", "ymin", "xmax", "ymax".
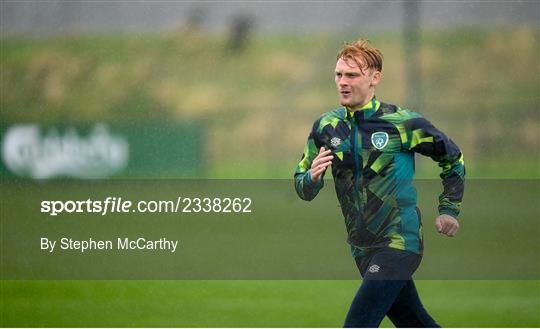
[{"xmin": 294, "ymin": 39, "xmax": 465, "ymax": 327}]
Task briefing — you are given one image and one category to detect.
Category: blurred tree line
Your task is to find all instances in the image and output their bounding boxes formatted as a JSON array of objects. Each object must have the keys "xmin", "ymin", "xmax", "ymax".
[{"xmin": 1, "ymin": 28, "xmax": 538, "ymax": 178}]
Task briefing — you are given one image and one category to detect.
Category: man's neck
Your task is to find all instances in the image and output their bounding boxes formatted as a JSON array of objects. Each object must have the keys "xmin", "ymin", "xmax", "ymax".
[{"xmin": 347, "ymin": 94, "xmax": 376, "ymax": 112}]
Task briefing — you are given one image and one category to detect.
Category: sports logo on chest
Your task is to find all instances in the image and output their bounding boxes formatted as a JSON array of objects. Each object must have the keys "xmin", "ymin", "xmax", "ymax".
[
  {"xmin": 330, "ymin": 137, "xmax": 342, "ymax": 147},
  {"xmin": 371, "ymin": 132, "xmax": 389, "ymax": 150}
]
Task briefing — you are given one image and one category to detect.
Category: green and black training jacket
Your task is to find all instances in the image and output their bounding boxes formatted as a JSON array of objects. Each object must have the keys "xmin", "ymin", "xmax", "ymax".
[{"xmin": 294, "ymin": 97, "xmax": 465, "ymax": 256}]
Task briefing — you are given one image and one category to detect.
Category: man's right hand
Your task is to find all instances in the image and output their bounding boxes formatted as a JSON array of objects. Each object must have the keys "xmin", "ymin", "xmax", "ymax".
[{"xmin": 310, "ymin": 147, "xmax": 333, "ymax": 182}]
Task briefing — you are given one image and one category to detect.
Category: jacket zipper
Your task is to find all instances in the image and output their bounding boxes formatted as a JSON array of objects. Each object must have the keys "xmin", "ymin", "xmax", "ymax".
[
  {"xmin": 353, "ymin": 123, "xmax": 361, "ymax": 186},
  {"xmin": 352, "ymin": 110, "xmax": 364, "ymax": 203}
]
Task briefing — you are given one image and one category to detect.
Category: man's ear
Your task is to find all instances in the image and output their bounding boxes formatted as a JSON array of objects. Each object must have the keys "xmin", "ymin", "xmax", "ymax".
[{"xmin": 370, "ymin": 71, "xmax": 382, "ymax": 87}]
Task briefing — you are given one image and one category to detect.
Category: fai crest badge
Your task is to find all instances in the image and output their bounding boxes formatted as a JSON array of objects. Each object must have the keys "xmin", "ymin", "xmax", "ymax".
[{"xmin": 371, "ymin": 132, "xmax": 389, "ymax": 150}]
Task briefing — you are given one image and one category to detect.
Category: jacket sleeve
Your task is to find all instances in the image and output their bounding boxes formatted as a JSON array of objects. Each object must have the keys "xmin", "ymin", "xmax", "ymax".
[
  {"xmin": 294, "ymin": 119, "xmax": 325, "ymax": 201},
  {"xmin": 404, "ymin": 115, "xmax": 465, "ymax": 218}
]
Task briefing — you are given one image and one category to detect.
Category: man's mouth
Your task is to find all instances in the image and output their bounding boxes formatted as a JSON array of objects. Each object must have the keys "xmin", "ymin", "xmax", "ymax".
[{"xmin": 340, "ymin": 91, "xmax": 351, "ymax": 96}]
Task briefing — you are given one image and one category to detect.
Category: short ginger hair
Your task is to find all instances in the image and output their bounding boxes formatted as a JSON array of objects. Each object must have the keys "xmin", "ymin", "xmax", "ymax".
[{"xmin": 336, "ymin": 39, "xmax": 383, "ymax": 72}]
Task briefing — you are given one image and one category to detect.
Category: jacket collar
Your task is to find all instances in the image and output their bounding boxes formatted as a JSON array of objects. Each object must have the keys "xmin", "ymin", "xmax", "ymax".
[{"xmin": 346, "ymin": 97, "xmax": 380, "ymax": 120}]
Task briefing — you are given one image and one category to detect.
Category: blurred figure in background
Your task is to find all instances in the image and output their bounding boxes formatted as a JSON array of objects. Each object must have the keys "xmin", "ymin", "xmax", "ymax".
[{"xmin": 227, "ymin": 14, "xmax": 254, "ymax": 54}]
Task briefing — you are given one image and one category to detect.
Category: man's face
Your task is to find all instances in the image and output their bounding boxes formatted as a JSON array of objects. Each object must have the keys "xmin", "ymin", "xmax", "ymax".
[{"xmin": 335, "ymin": 57, "xmax": 380, "ymax": 110}]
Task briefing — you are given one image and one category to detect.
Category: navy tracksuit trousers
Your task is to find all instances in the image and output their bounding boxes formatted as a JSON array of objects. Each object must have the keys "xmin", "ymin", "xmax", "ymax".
[{"xmin": 344, "ymin": 248, "xmax": 440, "ymax": 328}]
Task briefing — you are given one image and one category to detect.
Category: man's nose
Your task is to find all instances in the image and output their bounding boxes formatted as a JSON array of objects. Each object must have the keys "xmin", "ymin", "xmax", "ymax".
[{"xmin": 338, "ymin": 78, "xmax": 349, "ymax": 87}]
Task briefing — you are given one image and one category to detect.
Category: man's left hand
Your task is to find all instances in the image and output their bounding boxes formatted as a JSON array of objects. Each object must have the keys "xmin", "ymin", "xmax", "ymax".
[{"xmin": 435, "ymin": 214, "xmax": 459, "ymax": 237}]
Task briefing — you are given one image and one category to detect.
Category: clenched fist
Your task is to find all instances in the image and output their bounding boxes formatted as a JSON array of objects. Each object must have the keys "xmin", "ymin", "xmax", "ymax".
[{"xmin": 435, "ymin": 214, "xmax": 459, "ymax": 237}]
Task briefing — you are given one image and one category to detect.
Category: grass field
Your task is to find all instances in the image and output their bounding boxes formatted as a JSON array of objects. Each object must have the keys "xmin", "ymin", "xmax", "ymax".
[
  {"xmin": 1, "ymin": 28, "xmax": 539, "ymax": 327},
  {"xmin": 1, "ymin": 280, "xmax": 539, "ymax": 327},
  {"xmin": 1, "ymin": 179, "xmax": 539, "ymax": 327}
]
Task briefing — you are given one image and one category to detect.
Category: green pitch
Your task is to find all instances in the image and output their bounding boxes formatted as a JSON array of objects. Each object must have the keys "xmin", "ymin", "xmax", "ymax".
[
  {"xmin": 1, "ymin": 280, "xmax": 539, "ymax": 327},
  {"xmin": 1, "ymin": 180, "xmax": 538, "ymax": 327}
]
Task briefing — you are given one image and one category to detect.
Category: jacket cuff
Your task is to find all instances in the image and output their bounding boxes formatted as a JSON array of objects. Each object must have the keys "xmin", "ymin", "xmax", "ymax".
[
  {"xmin": 438, "ymin": 206, "xmax": 459, "ymax": 218},
  {"xmin": 307, "ymin": 169, "xmax": 324, "ymax": 189}
]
